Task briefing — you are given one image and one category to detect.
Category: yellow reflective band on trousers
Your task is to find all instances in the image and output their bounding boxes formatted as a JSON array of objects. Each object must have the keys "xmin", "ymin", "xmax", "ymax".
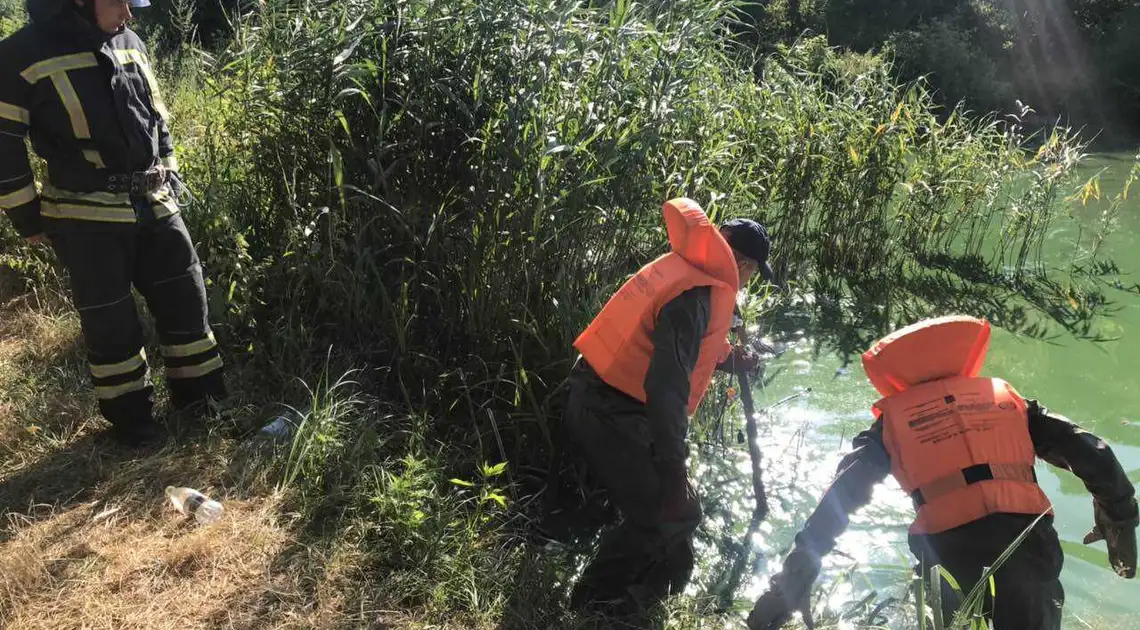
[
  {"xmin": 0, "ymin": 183, "xmax": 38, "ymax": 209},
  {"xmin": 0, "ymin": 100, "xmax": 30, "ymax": 125},
  {"xmin": 90, "ymin": 349, "xmax": 147, "ymax": 379},
  {"xmin": 83, "ymin": 150, "xmax": 106, "ymax": 169},
  {"xmin": 113, "ymin": 49, "xmax": 172, "ymax": 122},
  {"xmin": 20, "ymin": 53, "xmax": 99, "ymax": 84},
  {"xmin": 95, "ymin": 377, "xmax": 149, "ymax": 400},
  {"xmin": 166, "ymin": 355, "xmax": 224, "ymax": 379},
  {"xmin": 162, "ymin": 331, "xmax": 217, "ymax": 358}
]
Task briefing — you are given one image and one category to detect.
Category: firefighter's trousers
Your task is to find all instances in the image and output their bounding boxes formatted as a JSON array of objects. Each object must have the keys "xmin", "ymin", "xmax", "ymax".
[
  {"xmin": 46, "ymin": 210, "xmax": 226, "ymax": 428},
  {"xmin": 562, "ymin": 362, "xmax": 702, "ymax": 617},
  {"xmin": 910, "ymin": 513, "xmax": 1065, "ymax": 630}
]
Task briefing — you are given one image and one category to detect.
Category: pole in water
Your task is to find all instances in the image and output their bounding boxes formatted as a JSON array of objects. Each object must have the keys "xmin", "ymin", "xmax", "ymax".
[{"xmin": 736, "ymin": 367, "xmax": 769, "ymax": 521}]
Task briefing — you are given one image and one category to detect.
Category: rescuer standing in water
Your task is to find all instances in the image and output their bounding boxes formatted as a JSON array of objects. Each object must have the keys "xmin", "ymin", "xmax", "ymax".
[
  {"xmin": 749, "ymin": 316, "xmax": 1137, "ymax": 630},
  {"xmin": 564, "ymin": 197, "xmax": 773, "ymax": 617}
]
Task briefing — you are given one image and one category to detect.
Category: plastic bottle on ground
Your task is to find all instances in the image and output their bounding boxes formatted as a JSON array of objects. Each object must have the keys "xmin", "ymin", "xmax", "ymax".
[
  {"xmin": 258, "ymin": 415, "xmax": 294, "ymax": 441},
  {"xmin": 165, "ymin": 486, "xmax": 225, "ymax": 525}
]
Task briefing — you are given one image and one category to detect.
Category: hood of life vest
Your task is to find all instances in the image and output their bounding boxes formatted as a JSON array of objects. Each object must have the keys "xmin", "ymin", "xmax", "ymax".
[
  {"xmin": 663, "ymin": 198, "xmax": 740, "ymax": 294},
  {"xmin": 861, "ymin": 315, "xmax": 992, "ymax": 398}
]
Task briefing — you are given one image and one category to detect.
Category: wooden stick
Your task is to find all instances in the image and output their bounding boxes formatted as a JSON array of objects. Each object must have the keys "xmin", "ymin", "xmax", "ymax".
[{"xmin": 737, "ymin": 367, "xmax": 769, "ymax": 521}]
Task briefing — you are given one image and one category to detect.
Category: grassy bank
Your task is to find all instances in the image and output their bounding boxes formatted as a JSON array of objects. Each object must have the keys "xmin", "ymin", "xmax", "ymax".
[{"xmin": 0, "ymin": 1, "xmax": 1130, "ymax": 628}]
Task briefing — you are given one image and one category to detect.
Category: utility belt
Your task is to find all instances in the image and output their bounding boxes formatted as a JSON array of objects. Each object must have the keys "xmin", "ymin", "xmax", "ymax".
[
  {"xmin": 100, "ymin": 166, "xmax": 172, "ymax": 196},
  {"xmin": 41, "ymin": 165, "xmax": 182, "ymax": 224},
  {"xmin": 911, "ymin": 463, "xmax": 1038, "ymax": 508}
]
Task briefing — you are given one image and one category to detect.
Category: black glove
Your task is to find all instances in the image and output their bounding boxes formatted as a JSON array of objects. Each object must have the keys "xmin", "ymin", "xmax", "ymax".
[
  {"xmin": 734, "ymin": 347, "xmax": 761, "ymax": 374},
  {"xmin": 717, "ymin": 346, "xmax": 759, "ymax": 375},
  {"xmin": 748, "ymin": 548, "xmax": 821, "ymax": 630},
  {"xmin": 1083, "ymin": 498, "xmax": 1138, "ymax": 578}
]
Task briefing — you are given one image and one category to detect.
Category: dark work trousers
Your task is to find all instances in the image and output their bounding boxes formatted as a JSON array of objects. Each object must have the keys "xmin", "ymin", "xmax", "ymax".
[
  {"xmin": 910, "ymin": 514, "xmax": 1065, "ymax": 630},
  {"xmin": 46, "ymin": 205, "xmax": 226, "ymax": 429},
  {"xmin": 563, "ymin": 361, "xmax": 702, "ymax": 616}
]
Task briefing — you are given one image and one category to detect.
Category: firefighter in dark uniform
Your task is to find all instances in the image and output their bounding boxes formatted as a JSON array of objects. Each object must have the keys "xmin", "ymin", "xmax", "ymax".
[
  {"xmin": 749, "ymin": 316, "xmax": 1137, "ymax": 630},
  {"xmin": 0, "ymin": 0, "xmax": 227, "ymax": 446}
]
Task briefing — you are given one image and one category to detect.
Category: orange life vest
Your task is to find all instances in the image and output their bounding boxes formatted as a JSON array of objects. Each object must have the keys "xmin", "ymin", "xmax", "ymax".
[
  {"xmin": 574, "ymin": 198, "xmax": 739, "ymax": 414},
  {"xmin": 862, "ymin": 316, "xmax": 1053, "ymax": 535}
]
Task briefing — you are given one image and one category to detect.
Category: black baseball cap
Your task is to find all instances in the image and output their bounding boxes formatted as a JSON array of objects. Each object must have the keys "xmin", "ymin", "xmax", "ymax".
[{"xmin": 721, "ymin": 219, "xmax": 773, "ymax": 281}]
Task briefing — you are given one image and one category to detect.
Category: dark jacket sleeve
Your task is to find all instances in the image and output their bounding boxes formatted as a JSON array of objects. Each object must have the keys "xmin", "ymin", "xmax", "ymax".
[
  {"xmin": 1028, "ymin": 400, "xmax": 1138, "ymax": 523},
  {"xmin": 138, "ymin": 40, "xmax": 174, "ymax": 160},
  {"xmin": 644, "ymin": 286, "xmax": 711, "ymax": 467},
  {"xmin": 0, "ymin": 48, "xmax": 42, "ymax": 238},
  {"xmin": 715, "ymin": 308, "xmax": 744, "ymax": 373},
  {"xmin": 794, "ymin": 420, "xmax": 893, "ymax": 557},
  {"xmin": 157, "ymin": 103, "xmax": 174, "ymax": 161}
]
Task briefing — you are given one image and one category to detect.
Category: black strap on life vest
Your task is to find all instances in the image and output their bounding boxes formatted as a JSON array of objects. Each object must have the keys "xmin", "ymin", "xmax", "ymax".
[{"xmin": 911, "ymin": 463, "xmax": 1038, "ymax": 508}]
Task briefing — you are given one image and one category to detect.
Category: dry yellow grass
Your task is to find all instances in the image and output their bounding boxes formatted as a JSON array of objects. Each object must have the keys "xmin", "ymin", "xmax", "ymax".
[
  {"xmin": 0, "ymin": 290, "xmax": 413, "ymax": 630},
  {"xmin": 0, "ymin": 498, "xmax": 288, "ymax": 630},
  {"xmin": 0, "ymin": 289, "xmax": 277, "ymax": 629},
  {"xmin": 0, "ymin": 289, "xmax": 731, "ymax": 630}
]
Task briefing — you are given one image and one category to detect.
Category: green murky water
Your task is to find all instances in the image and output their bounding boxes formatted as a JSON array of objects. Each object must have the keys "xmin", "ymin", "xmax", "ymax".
[{"xmin": 695, "ymin": 153, "xmax": 1140, "ymax": 627}]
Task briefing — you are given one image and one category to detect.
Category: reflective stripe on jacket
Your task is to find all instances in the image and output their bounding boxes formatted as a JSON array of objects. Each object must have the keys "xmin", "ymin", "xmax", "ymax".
[
  {"xmin": 864, "ymin": 316, "xmax": 1052, "ymax": 534},
  {"xmin": 574, "ymin": 198, "xmax": 738, "ymax": 415}
]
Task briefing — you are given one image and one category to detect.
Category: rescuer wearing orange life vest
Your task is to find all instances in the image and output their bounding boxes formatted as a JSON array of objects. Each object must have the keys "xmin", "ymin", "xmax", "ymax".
[
  {"xmin": 564, "ymin": 197, "xmax": 773, "ymax": 617},
  {"xmin": 748, "ymin": 316, "xmax": 1138, "ymax": 630}
]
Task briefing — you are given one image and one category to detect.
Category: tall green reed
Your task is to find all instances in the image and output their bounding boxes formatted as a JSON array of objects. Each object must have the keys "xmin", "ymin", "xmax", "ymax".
[{"xmin": 172, "ymin": 1, "xmax": 1092, "ymax": 458}]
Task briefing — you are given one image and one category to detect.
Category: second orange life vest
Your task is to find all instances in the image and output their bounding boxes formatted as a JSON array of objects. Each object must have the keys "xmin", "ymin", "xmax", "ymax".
[
  {"xmin": 863, "ymin": 316, "xmax": 1052, "ymax": 535},
  {"xmin": 574, "ymin": 198, "xmax": 739, "ymax": 414}
]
